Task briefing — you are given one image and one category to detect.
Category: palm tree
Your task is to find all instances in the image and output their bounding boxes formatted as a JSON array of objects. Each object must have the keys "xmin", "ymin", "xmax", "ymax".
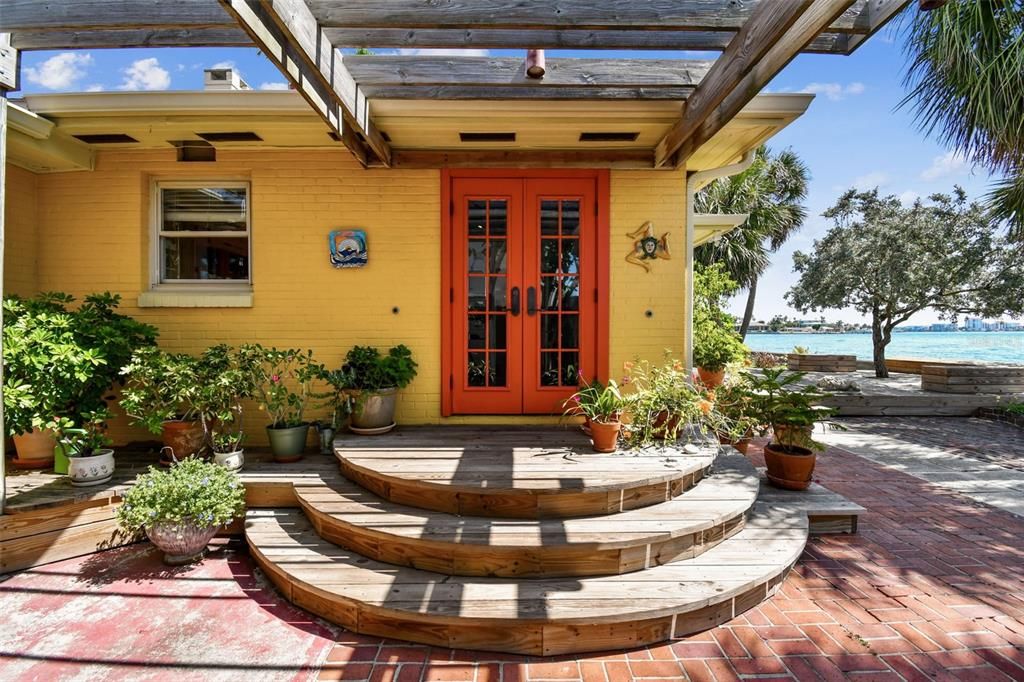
[
  {"xmin": 901, "ymin": 0, "xmax": 1024, "ymax": 240},
  {"xmin": 694, "ymin": 146, "xmax": 809, "ymax": 339}
]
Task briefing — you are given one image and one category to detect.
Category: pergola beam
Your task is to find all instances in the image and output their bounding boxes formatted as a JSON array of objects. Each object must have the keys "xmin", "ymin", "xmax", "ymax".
[
  {"xmin": 668, "ymin": 0, "xmax": 860, "ymax": 168},
  {"xmin": 845, "ymin": 0, "xmax": 913, "ymax": 53},
  {"xmin": 391, "ymin": 149, "xmax": 656, "ymax": 170},
  {"xmin": 8, "ymin": 27, "xmax": 252, "ymax": 50},
  {"xmin": 0, "ymin": 0, "xmax": 236, "ymax": 31},
  {"xmin": 347, "ymin": 56, "xmax": 711, "ymax": 88},
  {"xmin": 654, "ymin": 0, "xmax": 817, "ymax": 168},
  {"xmin": 307, "ymin": 0, "xmax": 871, "ymax": 33},
  {"xmin": 326, "ymin": 28, "xmax": 852, "ymax": 54},
  {"xmin": 0, "ymin": 34, "xmax": 19, "ymax": 91},
  {"xmin": 218, "ymin": 0, "xmax": 391, "ymax": 167}
]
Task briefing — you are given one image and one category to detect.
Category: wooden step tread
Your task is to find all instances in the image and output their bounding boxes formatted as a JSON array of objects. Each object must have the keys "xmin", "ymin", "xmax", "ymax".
[
  {"xmin": 335, "ymin": 427, "xmax": 717, "ymax": 518},
  {"xmin": 244, "ymin": 504, "xmax": 807, "ymax": 655},
  {"xmin": 297, "ymin": 449, "xmax": 758, "ymax": 577}
]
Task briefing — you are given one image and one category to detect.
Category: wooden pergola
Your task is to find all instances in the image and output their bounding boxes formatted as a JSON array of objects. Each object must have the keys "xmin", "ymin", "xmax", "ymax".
[
  {"xmin": 1, "ymin": 0, "xmax": 911, "ymax": 169},
  {"xmin": 0, "ymin": 0, "xmax": 911, "ymax": 512}
]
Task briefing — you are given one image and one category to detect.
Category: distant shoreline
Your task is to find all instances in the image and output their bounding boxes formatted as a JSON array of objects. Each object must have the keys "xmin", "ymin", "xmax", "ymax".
[{"xmin": 744, "ymin": 331, "xmax": 1024, "ymax": 365}]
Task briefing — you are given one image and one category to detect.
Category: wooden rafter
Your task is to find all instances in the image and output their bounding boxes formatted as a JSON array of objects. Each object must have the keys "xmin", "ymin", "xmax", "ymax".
[
  {"xmin": 218, "ymin": 0, "xmax": 391, "ymax": 167},
  {"xmin": 306, "ymin": 0, "xmax": 871, "ymax": 33},
  {"xmin": 0, "ymin": 35, "xmax": 19, "ymax": 91},
  {"xmin": 8, "ymin": 27, "xmax": 252, "ymax": 50},
  {"xmin": 347, "ymin": 56, "xmax": 710, "ymax": 100},
  {"xmin": 325, "ymin": 28, "xmax": 853, "ymax": 55},
  {"xmin": 656, "ymin": 0, "xmax": 859, "ymax": 168}
]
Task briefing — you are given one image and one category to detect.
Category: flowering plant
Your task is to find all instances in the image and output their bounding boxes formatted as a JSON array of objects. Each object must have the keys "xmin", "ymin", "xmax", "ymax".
[
  {"xmin": 565, "ymin": 377, "xmax": 624, "ymax": 423},
  {"xmin": 622, "ymin": 355, "xmax": 723, "ymax": 446},
  {"xmin": 243, "ymin": 345, "xmax": 324, "ymax": 428},
  {"xmin": 115, "ymin": 457, "xmax": 246, "ymax": 532}
]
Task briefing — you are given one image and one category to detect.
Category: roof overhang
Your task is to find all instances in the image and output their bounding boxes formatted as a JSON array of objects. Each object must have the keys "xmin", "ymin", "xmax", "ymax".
[{"xmin": 693, "ymin": 214, "xmax": 750, "ymax": 246}]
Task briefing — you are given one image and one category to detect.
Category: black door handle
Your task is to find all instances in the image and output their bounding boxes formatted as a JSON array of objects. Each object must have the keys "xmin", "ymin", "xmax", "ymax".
[
  {"xmin": 527, "ymin": 286, "xmax": 538, "ymax": 316},
  {"xmin": 510, "ymin": 287, "xmax": 520, "ymax": 316}
]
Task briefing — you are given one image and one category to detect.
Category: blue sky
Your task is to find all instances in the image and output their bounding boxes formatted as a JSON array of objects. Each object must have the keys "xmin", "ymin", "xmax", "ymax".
[{"xmin": 12, "ymin": 23, "xmax": 996, "ymax": 325}]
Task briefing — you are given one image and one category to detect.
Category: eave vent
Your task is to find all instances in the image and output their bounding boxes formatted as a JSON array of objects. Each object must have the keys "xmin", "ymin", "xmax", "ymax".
[
  {"xmin": 459, "ymin": 132, "xmax": 516, "ymax": 143},
  {"xmin": 579, "ymin": 132, "xmax": 640, "ymax": 142},
  {"xmin": 196, "ymin": 131, "xmax": 263, "ymax": 143},
  {"xmin": 72, "ymin": 133, "xmax": 139, "ymax": 144},
  {"xmin": 172, "ymin": 140, "xmax": 216, "ymax": 163}
]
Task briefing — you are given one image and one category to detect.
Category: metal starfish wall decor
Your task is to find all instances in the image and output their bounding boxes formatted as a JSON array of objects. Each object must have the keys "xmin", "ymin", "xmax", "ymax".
[{"xmin": 625, "ymin": 221, "xmax": 671, "ymax": 272}]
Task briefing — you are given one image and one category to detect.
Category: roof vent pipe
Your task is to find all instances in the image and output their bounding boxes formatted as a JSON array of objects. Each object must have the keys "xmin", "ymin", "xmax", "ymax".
[{"xmin": 525, "ymin": 50, "xmax": 546, "ymax": 79}]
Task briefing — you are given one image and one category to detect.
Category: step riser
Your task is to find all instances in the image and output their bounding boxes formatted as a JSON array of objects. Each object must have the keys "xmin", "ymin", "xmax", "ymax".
[
  {"xmin": 248, "ymin": 536, "xmax": 797, "ymax": 656},
  {"xmin": 301, "ymin": 498, "xmax": 749, "ymax": 578},
  {"xmin": 340, "ymin": 458, "xmax": 711, "ymax": 519}
]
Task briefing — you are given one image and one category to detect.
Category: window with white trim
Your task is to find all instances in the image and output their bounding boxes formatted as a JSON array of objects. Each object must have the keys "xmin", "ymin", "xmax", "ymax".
[{"xmin": 152, "ymin": 181, "xmax": 251, "ymax": 286}]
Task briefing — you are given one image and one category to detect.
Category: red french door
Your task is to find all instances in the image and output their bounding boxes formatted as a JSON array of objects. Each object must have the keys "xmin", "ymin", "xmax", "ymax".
[{"xmin": 446, "ymin": 172, "xmax": 608, "ymax": 415}]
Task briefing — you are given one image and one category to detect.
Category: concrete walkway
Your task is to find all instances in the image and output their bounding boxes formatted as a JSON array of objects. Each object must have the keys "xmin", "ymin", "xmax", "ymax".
[{"xmin": 822, "ymin": 417, "xmax": 1024, "ymax": 517}]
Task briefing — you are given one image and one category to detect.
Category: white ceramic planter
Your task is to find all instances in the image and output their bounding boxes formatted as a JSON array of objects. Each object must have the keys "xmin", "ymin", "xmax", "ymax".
[
  {"xmin": 214, "ymin": 448, "xmax": 244, "ymax": 472},
  {"xmin": 67, "ymin": 449, "xmax": 115, "ymax": 487}
]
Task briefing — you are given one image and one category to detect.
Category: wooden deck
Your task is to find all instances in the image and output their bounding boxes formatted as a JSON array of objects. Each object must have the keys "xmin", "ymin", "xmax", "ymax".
[
  {"xmin": 3, "ymin": 426, "xmax": 863, "ymax": 653},
  {"xmin": 793, "ymin": 370, "xmax": 1011, "ymax": 416}
]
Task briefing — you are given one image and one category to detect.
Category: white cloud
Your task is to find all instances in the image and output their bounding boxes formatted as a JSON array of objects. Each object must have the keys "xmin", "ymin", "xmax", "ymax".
[
  {"xmin": 852, "ymin": 171, "xmax": 890, "ymax": 191},
  {"xmin": 898, "ymin": 190, "xmax": 921, "ymax": 206},
  {"xmin": 210, "ymin": 61, "xmax": 236, "ymax": 69},
  {"xmin": 920, "ymin": 151, "xmax": 969, "ymax": 181},
  {"xmin": 259, "ymin": 81, "xmax": 290, "ymax": 91},
  {"xmin": 85, "ymin": 84, "xmax": 105, "ymax": 92},
  {"xmin": 24, "ymin": 52, "xmax": 93, "ymax": 90},
  {"xmin": 799, "ymin": 81, "xmax": 866, "ymax": 101},
  {"xmin": 119, "ymin": 57, "xmax": 171, "ymax": 91},
  {"xmin": 397, "ymin": 48, "xmax": 489, "ymax": 57}
]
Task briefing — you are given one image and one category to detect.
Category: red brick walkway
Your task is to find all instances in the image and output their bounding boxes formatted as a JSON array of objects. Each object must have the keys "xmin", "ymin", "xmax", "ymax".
[
  {"xmin": 3, "ymin": 423, "xmax": 1023, "ymax": 681},
  {"xmin": 316, "ymin": 436, "xmax": 1024, "ymax": 682}
]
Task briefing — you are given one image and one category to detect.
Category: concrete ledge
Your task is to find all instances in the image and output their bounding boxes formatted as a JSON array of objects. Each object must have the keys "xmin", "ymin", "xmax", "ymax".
[{"xmin": 138, "ymin": 290, "xmax": 253, "ymax": 308}]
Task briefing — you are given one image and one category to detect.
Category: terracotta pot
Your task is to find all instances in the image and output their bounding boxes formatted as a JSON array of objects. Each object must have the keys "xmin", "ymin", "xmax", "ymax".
[
  {"xmin": 581, "ymin": 416, "xmax": 592, "ymax": 436},
  {"xmin": 718, "ymin": 429, "xmax": 753, "ymax": 455},
  {"xmin": 160, "ymin": 420, "xmax": 205, "ymax": 464},
  {"xmin": 733, "ymin": 437, "xmax": 752, "ymax": 455},
  {"xmin": 697, "ymin": 367, "xmax": 726, "ymax": 388},
  {"xmin": 589, "ymin": 420, "xmax": 621, "ymax": 453},
  {"xmin": 764, "ymin": 442, "xmax": 816, "ymax": 491},
  {"xmin": 12, "ymin": 429, "xmax": 57, "ymax": 469}
]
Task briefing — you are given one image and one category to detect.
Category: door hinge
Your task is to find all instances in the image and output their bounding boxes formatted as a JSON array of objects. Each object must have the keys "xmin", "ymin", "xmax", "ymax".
[
  {"xmin": 450, "ymin": 287, "xmax": 454, "ymax": 303},
  {"xmin": 450, "ymin": 200, "xmax": 455, "ymax": 216},
  {"xmin": 593, "ymin": 288, "xmax": 598, "ymax": 303},
  {"xmin": 449, "ymin": 374, "xmax": 454, "ymax": 389},
  {"xmin": 595, "ymin": 199, "xmax": 599, "ymax": 217}
]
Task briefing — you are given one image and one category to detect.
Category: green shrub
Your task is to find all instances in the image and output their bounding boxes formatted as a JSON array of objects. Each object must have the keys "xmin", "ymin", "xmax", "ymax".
[
  {"xmin": 3, "ymin": 292, "xmax": 157, "ymax": 436},
  {"xmin": 693, "ymin": 320, "xmax": 748, "ymax": 372},
  {"xmin": 338, "ymin": 345, "xmax": 419, "ymax": 391},
  {"xmin": 116, "ymin": 458, "xmax": 246, "ymax": 532},
  {"xmin": 245, "ymin": 345, "xmax": 323, "ymax": 428}
]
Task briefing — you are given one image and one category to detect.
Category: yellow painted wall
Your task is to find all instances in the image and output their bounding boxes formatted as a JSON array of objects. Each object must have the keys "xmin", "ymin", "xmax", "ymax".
[
  {"xmin": 6, "ymin": 151, "xmax": 689, "ymax": 444},
  {"xmin": 4, "ymin": 164, "xmax": 39, "ymax": 296}
]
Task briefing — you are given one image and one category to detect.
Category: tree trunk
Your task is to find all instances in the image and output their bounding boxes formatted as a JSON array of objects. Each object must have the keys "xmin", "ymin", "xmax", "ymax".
[
  {"xmin": 871, "ymin": 314, "xmax": 889, "ymax": 378},
  {"xmin": 739, "ymin": 278, "xmax": 758, "ymax": 340}
]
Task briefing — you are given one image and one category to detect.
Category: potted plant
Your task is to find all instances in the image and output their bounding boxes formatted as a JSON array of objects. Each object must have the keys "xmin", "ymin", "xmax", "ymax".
[
  {"xmin": 622, "ymin": 357, "xmax": 721, "ymax": 447},
  {"xmin": 567, "ymin": 378, "xmax": 625, "ymax": 453},
  {"xmin": 3, "ymin": 292, "xmax": 156, "ymax": 470},
  {"xmin": 747, "ymin": 368, "xmax": 842, "ymax": 490},
  {"xmin": 211, "ymin": 430, "xmax": 245, "ymax": 472},
  {"xmin": 116, "ymin": 458, "xmax": 246, "ymax": 565},
  {"xmin": 314, "ymin": 366, "xmax": 354, "ymax": 454},
  {"xmin": 57, "ymin": 409, "xmax": 116, "ymax": 487},
  {"xmin": 712, "ymin": 373, "xmax": 760, "ymax": 455},
  {"xmin": 334, "ymin": 345, "xmax": 418, "ymax": 434},
  {"xmin": 246, "ymin": 345, "xmax": 322, "ymax": 461},
  {"xmin": 693, "ymin": 321, "xmax": 748, "ymax": 388},
  {"xmin": 121, "ymin": 348, "xmax": 205, "ymax": 465}
]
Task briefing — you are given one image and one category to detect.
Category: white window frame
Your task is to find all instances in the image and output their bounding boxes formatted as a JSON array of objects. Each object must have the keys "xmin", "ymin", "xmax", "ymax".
[{"xmin": 149, "ymin": 180, "xmax": 252, "ymax": 289}]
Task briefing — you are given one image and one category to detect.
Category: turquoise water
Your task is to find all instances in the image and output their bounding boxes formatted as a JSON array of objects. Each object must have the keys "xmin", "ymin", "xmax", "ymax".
[{"xmin": 745, "ymin": 332, "xmax": 1024, "ymax": 365}]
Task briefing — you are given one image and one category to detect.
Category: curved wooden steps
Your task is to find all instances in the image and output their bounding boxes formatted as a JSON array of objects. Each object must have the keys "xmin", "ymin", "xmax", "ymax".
[
  {"xmin": 245, "ymin": 502, "xmax": 808, "ymax": 656},
  {"xmin": 296, "ymin": 449, "xmax": 759, "ymax": 577},
  {"xmin": 335, "ymin": 428, "xmax": 715, "ymax": 519}
]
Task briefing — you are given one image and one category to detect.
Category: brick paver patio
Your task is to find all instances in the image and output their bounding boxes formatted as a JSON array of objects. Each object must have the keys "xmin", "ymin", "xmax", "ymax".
[{"xmin": 3, "ymin": 418, "xmax": 1023, "ymax": 681}]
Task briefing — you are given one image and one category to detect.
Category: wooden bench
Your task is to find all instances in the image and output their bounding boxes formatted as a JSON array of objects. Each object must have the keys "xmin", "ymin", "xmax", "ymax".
[
  {"xmin": 921, "ymin": 365, "xmax": 1024, "ymax": 395},
  {"xmin": 787, "ymin": 353, "xmax": 857, "ymax": 373}
]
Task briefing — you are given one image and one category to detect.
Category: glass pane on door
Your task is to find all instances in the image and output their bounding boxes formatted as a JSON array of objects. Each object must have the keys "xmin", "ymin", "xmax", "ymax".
[
  {"xmin": 466, "ymin": 199, "xmax": 509, "ymax": 387},
  {"xmin": 536, "ymin": 199, "xmax": 582, "ymax": 388}
]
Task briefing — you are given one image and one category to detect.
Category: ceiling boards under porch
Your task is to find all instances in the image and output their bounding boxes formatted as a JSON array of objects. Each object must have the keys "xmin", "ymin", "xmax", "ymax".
[{"xmin": 1, "ymin": 0, "xmax": 913, "ymax": 169}]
